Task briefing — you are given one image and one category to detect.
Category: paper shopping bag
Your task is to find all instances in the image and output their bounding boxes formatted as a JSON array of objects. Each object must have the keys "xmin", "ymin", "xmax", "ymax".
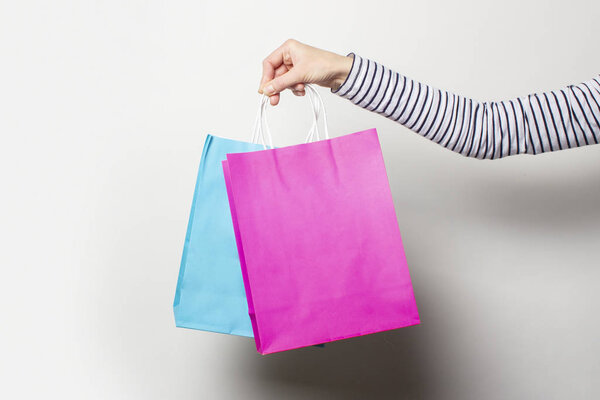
[
  {"xmin": 173, "ymin": 134, "xmax": 264, "ymax": 336},
  {"xmin": 223, "ymin": 128, "xmax": 420, "ymax": 354}
]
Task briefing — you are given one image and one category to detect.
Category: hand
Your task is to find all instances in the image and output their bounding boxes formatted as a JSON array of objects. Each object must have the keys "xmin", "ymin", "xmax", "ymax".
[{"xmin": 259, "ymin": 39, "xmax": 353, "ymax": 106}]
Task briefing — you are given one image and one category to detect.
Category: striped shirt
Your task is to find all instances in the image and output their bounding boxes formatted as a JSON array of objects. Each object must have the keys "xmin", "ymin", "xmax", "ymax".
[{"xmin": 332, "ymin": 53, "xmax": 600, "ymax": 159}]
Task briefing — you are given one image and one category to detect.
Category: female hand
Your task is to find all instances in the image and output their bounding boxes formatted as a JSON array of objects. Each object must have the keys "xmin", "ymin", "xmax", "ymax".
[{"xmin": 259, "ymin": 39, "xmax": 353, "ymax": 106}]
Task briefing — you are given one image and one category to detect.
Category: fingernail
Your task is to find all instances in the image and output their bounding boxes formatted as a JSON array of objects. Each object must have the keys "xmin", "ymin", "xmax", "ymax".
[{"xmin": 263, "ymin": 85, "xmax": 274, "ymax": 95}]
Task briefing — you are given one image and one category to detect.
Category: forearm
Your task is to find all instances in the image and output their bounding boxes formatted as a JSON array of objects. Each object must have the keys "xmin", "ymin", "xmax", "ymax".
[{"xmin": 333, "ymin": 53, "xmax": 600, "ymax": 159}]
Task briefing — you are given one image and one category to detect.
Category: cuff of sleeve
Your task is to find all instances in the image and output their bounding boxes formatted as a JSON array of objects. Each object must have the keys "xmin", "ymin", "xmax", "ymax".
[{"xmin": 331, "ymin": 52, "xmax": 362, "ymax": 96}]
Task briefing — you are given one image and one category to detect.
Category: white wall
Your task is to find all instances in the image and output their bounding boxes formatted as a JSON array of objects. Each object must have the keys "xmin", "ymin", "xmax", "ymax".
[{"xmin": 1, "ymin": 1, "xmax": 599, "ymax": 399}]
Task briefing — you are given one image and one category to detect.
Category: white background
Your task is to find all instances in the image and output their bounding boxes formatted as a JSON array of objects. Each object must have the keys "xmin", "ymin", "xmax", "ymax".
[{"xmin": 1, "ymin": 1, "xmax": 599, "ymax": 399}]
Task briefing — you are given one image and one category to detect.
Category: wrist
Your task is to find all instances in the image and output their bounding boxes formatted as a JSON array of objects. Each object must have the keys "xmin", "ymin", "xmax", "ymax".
[{"xmin": 329, "ymin": 54, "xmax": 354, "ymax": 91}]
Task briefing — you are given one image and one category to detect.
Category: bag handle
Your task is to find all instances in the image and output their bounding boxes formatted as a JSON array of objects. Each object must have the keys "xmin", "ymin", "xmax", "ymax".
[
  {"xmin": 250, "ymin": 84, "xmax": 329, "ymax": 149},
  {"xmin": 305, "ymin": 84, "xmax": 330, "ymax": 143}
]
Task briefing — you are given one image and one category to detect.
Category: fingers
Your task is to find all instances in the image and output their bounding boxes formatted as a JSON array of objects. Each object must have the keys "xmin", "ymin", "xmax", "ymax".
[
  {"xmin": 267, "ymin": 64, "xmax": 289, "ymax": 106},
  {"xmin": 262, "ymin": 69, "xmax": 302, "ymax": 96},
  {"xmin": 264, "ymin": 62, "xmax": 305, "ymax": 105},
  {"xmin": 268, "ymin": 84, "xmax": 304, "ymax": 106},
  {"xmin": 259, "ymin": 43, "xmax": 287, "ymax": 93},
  {"xmin": 272, "ymin": 68, "xmax": 305, "ymax": 94},
  {"xmin": 259, "ymin": 39, "xmax": 305, "ymax": 105},
  {"xmin": 292, "ymin": 83, "xmax": 305, "ymax": 91},
  {"xmin": 292, "ymin": 82, "xmax": 305, "ymax": 97}
]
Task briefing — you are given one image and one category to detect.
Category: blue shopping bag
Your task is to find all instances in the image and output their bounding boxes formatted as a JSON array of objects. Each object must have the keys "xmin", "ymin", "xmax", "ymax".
[{"xmin": 173, "ymin": 134, "xmax": 264, "ymax": 336}]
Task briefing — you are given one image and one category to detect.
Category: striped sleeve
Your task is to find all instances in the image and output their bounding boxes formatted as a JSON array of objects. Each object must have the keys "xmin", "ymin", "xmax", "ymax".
[{"xmin": 332, "ymin": 53, "xmax": 600, "ymax": 159}]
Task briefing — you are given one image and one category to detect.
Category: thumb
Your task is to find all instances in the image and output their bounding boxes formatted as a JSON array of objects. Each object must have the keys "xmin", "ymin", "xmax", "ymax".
[{"xmin": 262, "ymin": 69, "xmax": 303, "ymax": 96}]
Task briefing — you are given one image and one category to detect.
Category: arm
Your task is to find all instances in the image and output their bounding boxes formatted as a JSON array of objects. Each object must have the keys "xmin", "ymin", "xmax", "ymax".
[
  {"xmin": 260, "ymin": 40, "xmax": 600, "ymax": 159},
  {"xmin": 334, "ymin": 53, "xmax": 600, "ymax": 159}
]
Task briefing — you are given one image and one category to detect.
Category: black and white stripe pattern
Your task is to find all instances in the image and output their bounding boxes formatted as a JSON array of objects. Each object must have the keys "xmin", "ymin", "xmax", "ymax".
[{"xmin": 333, "ymin": 53, "xmax": 600, "ymax": 159}]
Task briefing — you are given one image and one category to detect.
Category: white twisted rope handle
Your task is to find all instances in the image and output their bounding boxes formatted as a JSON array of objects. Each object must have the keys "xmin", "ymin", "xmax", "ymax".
[{"xmin": 250, "ymin": 84, "xmax": 329, "ymax": 149}]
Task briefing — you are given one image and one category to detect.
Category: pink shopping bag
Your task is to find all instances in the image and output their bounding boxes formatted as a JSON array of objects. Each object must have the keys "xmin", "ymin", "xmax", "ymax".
[{"xmin": 222, "ymin": 124, "xmax": 420, "ymax": 354}]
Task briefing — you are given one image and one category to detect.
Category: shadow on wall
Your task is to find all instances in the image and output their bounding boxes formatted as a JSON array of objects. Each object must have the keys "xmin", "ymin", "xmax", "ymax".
[
  {"xmin": 383, "ymin": 141, "xmax": 600, "ymax": 234},
  {"xmin": 229, "ymin": 324, "xmax": 429, "ymax": 400},
  {"xmin": 468, "ymin": 169, "xmax": 600, "ymax": 231}
]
